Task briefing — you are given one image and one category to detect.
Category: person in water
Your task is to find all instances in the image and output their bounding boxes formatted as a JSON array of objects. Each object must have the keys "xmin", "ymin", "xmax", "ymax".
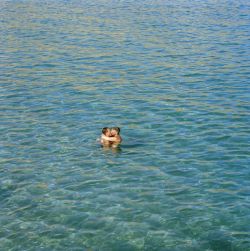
[
  {"xmin": 100, "ymin": 127, "xmax": 112, "ymax": 147},
  {"xmin": 101, "ymin": 127, "xmax": 122, "ymax": 148}
]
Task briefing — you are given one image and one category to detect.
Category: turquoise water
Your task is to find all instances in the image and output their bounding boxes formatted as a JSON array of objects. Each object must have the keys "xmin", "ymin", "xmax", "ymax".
[{"xmin": 1, "ymin": 0, "xmax": 250, "ymax": 250}]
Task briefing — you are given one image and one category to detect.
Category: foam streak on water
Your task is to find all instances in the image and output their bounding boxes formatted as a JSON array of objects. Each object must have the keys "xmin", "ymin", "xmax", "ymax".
[{"xmin": 1, "ymin": 0, "xmax": 250, "ymax": 250}]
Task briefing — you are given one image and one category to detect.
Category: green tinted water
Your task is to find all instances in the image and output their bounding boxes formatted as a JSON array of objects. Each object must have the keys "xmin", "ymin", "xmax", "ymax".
[{"xmin": 1, "ymin": 0, "xmax": 250, "ymax": 250}]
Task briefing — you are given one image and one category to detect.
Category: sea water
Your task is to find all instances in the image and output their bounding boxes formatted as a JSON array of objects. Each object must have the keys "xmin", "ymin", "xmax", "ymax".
[{"xmin": 1, "ymin": 0, "xmax": 250, "ymax": 250}]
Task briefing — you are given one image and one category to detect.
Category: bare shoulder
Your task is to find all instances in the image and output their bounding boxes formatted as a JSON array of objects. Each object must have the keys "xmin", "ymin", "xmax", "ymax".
[{"xmin": 117, "ymin": 135, "xmax": 122, "ymax": 143}]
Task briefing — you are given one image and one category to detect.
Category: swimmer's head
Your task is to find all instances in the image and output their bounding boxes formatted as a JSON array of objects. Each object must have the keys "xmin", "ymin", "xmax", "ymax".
[
  {"xmin": 111, "ymin": 127, "xmax": 120, "ymax": 135},
  {"xmin": 102, "ymin": 127, "xmax": 111, "ymax": 136}
]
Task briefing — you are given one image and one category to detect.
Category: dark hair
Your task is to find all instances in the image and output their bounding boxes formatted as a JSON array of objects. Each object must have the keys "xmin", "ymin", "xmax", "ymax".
[
  {"xmin": 112, "ymin": 127, "xmax": 120, "ymax": 134},
  {"xmin": 102, "ymin": 127, "xmax": 109, "ymax": 134}
]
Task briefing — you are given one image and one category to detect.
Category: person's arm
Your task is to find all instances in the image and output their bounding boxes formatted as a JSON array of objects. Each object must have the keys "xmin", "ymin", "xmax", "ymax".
[{"xmin": 101, "ymin": 134, "xmax": 117, "ymax": 142}]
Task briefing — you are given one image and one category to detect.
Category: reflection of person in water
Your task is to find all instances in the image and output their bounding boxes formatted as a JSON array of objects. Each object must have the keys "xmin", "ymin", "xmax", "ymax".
[{"xmin": 101, "ymin": 127, "xmax": 122, "ymax": 148}]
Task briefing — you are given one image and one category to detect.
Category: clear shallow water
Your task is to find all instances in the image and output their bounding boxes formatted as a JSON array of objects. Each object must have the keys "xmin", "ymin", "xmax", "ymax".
[{"xmin": 1, "ymin": 0, "xmax": 250, "ymax": 250}]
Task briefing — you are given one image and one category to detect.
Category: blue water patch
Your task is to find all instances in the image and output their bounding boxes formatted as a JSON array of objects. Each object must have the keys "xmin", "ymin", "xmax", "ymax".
[{"xmin": 1, "ymin": 0, "xmax": 250, "ymax": 250}]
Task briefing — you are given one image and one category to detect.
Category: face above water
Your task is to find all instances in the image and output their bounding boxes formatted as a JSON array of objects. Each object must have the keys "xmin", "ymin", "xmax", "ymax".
[
  {"xmin": 104, "ymin": 128, "xmax": 111, "ymax": 136},
  {"xmin": 111, "ymin": 129, "xmax": 117, "ymax": 136}
]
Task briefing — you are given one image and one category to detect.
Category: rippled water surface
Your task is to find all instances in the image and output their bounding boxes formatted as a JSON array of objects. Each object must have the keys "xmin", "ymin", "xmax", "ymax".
[{"xmin": 1, "ymin": 0, "xmax": 250, "ymax": 250}]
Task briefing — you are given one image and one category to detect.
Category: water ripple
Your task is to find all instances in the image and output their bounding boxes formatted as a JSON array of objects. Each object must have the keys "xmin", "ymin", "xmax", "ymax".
[{"xmin": 1, "ymin": 0, "xmax": 250, "ymax": 250}]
